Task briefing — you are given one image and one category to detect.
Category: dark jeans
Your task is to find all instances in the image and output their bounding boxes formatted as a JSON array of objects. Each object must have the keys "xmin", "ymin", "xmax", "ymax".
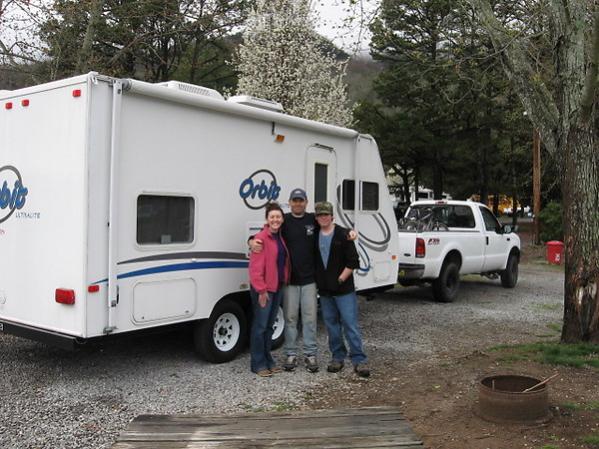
[
  {"xmin": 250, "ymin": 287, "xmax": 283, "ymax": 373},
  {"xmin": 320, "ymin": 291, "xmax": 367, "ymax": 366}
]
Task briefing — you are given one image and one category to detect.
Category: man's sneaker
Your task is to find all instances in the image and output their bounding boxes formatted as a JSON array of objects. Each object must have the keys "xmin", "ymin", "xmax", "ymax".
[
  {"xmin": 327, "ymin": 360, "xmax": 344, "ymax": 373},
  {"xmin": 354, "ymin": 363, "xmax": 370, "ymax": 378},
  {"xmin": 283, "ymin": 355, "xmax": 297, "ymax": 371},
  {"xmin": 305, "ymin": 355, "xmax": 319, "ymax": 373}
]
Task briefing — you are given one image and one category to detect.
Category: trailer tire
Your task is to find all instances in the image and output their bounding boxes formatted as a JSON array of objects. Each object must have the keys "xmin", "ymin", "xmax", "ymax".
[
  {"xmin": 271, "ymin": 305, "xmax": 285, "ymax": 349},
  {"xmin": 194, "ymin": 299, "xmax": 247, "ymax": 364},
  {"xmin": 432, "ymin": 261, "xmax": 460, "ymax": 303},
  {"xmin": 500, "ymin": 253, "xmax": 519, "ymax": 288}
]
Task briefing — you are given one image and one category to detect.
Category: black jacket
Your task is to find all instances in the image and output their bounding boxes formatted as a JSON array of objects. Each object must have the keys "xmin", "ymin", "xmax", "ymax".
[{"xmin": 314, "ymin": 225, "xmax": 359, "ymax": 296}]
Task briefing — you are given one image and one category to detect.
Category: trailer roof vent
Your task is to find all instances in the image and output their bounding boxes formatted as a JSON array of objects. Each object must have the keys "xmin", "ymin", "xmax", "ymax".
[
  {"xmin": 227, "ymin": 95, "xmax": 284, "ymax": 113},
  {"xmin": 157, "ymin": 81, "xmax": 224, "ymax": 100}
]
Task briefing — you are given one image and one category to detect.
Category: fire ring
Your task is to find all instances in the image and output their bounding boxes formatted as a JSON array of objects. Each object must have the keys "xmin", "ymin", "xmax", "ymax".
[{"xmin": 476, "ymin": 374, "xmax": 552, "ymax": 424}]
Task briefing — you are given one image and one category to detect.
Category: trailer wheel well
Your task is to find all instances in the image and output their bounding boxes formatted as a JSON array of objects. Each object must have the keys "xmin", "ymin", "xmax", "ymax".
[{"xmin": 217, "ymin": 291, "xmax": 251, "ymax": 317}]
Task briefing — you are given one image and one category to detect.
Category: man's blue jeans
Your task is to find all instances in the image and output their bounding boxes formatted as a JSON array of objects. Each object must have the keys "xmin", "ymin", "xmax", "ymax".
[
  {"xmin": 250, "ymin": 287, "xmax": 282, "ymax": 373},
  {"xmin": 283, "ymin": 283, "xmax": 318, "ymax": 357},
  {"xmin": 320, "ymin": 291, "xmax": 367, "ymax": 366}
]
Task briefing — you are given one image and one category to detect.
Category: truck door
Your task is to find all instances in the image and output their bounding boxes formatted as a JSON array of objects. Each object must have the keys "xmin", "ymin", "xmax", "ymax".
[{"xmin": 479, "ymin": 206, "xmax": 509, "ymax": 271}]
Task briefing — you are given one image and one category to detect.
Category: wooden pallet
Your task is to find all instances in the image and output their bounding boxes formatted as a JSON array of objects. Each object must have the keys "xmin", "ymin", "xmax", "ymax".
[{"xmin": 112, "ymin": 406, "xmax": 423, "ymax": 448}]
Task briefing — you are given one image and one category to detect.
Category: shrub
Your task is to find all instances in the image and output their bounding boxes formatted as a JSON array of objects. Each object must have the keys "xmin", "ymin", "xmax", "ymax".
[{"xmin": 539, "ymin": 202, "xmax": 563, "ymax": 243}]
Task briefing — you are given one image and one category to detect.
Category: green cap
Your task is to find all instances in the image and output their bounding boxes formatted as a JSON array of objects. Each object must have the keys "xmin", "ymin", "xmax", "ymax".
[{"xmin": 315, "ymin": 201, "xmax": 333, "ymax": 215}]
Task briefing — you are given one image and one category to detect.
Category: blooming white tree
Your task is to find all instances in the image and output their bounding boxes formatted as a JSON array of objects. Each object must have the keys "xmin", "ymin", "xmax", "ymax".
[{"xmin": 236, "ymin": 0, "xmax": 353, "ymax": 127}]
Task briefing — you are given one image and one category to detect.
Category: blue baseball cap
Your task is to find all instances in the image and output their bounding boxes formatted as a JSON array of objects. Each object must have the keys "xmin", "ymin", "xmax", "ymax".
[{"xmin": 289, "ymin": 188, "xmax": 307, "ymax": 201}]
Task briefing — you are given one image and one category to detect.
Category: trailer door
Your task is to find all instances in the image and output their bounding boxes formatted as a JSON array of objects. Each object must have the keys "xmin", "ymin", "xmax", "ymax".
[{"xmin": 305, "ymin": 146, "xmax": 337, "ymax": 206}]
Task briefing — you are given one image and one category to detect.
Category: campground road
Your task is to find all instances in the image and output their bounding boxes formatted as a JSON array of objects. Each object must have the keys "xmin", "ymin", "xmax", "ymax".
[{"xmin": 0, "ymin": 263, "xmax": 563, "ymax": 449}]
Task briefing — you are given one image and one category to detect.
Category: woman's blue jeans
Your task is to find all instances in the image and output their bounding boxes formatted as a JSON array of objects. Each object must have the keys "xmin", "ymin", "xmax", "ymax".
[
  {"xmin": 250, "ymin": 287, "xmax": 283, "ymax": 373},
  {"xmin": 320, "ymin": 291, "xmax": 367, "ymax": 366}
]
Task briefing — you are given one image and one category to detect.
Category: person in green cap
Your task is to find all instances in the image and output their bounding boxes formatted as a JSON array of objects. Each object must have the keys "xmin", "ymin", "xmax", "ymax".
[{"xmin": 313, "ymin": 201, "xmax": 370, "ymax": 378}]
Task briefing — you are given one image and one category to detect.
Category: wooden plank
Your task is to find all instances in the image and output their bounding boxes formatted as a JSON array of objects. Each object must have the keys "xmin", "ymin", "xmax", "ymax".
[
  {"xmin": 113, "ymin": 436, "xmax": 422, "ymax": 449},
  {"xmin": 112, "ymin": 407, "xmax": 423, "ymax": 448}
]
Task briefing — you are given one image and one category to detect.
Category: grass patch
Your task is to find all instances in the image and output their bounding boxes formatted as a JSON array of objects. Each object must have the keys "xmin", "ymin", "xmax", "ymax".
[
  {"xmin": 533, "ymin": 303, "xmax": 561, "ymax": 312},
  {"xmin": 489, "ymin": 342, "xmax": 599, "ymax": 369},
  {"xmin": 582, "ymin": 433, "xmax": 599, "ymax": 445},
  {"xmin": 560, "ymin": 401, "xmax": 599, "ymax": 412},
  {"xmin": 546, "ymin": 323, "xmax": 562, "ymax": 333},
  {"xmin": 271, "ymin": 401, "xmax": 296, "ymax": 412},
  {"xmin": 560, "ymin": 402, "xmax": 582, "ymax": 411}
]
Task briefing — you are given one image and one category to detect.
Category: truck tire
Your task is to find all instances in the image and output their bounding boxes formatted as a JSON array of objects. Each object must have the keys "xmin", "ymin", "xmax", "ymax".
[
  {"xmin": 194, "ymin": 299, "xmax": 247, "ymax": 363},
  {"xmin": 432, "ymin": 261, "xmax": 460, "ymax": 303},
  {"xmin": 500, "ymin": 253, "xmax": 519, "ymax": 288}
]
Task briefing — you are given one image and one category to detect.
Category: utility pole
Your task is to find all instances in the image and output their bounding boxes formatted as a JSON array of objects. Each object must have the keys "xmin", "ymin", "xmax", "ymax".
[{"xmin": 532, "ymin": 129, "xmax": 541, "ymax": 245}]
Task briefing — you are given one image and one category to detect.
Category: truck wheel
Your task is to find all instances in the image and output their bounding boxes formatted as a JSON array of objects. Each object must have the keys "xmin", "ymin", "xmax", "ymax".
[
  {"xmin": 271, "ymin": 305, "xmax": 285, "ymax": 349},
  {"xmin": 432, "ymin": 261, "xmax": 460, "ymax": 303},
  {"xmin": 194, "ymin": 299, "xmax": 247, "ymax": 363},
  {"xmin": 501, "ymin": 253, "xmax": 519, "ymax": 288}
]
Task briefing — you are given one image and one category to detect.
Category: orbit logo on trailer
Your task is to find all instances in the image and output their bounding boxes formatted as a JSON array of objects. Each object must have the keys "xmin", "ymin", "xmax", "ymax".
[
  {"xmin": 239, "ymin": 169, "xmax": 281, "ymax": 210},
  {"xmin": 0, "ymin": 166, "xmax": 29, "ymax": 224}
]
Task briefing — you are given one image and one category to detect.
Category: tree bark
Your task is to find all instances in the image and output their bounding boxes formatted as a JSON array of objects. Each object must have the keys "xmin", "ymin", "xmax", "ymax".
[{"xmin": 561, "ymin": 124, "xmax": 599, "ymax": 343}]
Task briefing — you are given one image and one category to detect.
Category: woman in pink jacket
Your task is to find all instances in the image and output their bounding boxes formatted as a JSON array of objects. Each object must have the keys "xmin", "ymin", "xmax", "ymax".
[{"xmin": 248, "ymin": 202, "xmax": 290, "ymax": 377}]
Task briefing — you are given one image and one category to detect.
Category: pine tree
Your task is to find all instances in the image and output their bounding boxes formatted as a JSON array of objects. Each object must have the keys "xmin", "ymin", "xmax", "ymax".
[{"xmin": 236, "ymin": 0, "xmax": 352, "ymax": 127}]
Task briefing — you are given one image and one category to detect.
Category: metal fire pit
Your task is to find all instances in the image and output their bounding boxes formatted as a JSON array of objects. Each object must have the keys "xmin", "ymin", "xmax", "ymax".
[{"xmin": 477, "ymin": 374, "xmax": 552, "ymax": 424}]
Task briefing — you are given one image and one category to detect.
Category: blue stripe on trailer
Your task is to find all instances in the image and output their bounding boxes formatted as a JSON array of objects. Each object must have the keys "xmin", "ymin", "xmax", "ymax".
[{"xmin": 94, "ymin": 260, "xmax": 249, "ymax": 284}]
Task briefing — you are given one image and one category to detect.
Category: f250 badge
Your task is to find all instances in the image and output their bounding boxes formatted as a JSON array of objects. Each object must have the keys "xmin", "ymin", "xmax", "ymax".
[
  {"xmin": 428, "ymin": 238, "xmax": 440, "ymax": 245},
  {"xmin": 0, "ymin": 166, "xmax": 29, "ymax": 224}
]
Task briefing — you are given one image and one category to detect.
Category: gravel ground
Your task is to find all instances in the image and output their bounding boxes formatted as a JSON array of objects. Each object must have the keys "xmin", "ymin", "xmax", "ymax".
[{"xmin": 0, "ymin": 263, "xmax": 563, "ymax": 449}]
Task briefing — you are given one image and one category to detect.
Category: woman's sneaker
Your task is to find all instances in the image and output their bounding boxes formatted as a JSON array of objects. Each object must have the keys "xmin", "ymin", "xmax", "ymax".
[
  {"xmin": 283, "ymin": 355, "xmax": 297, "ymax": 371},
  {"xmin": 305, "ymin": 355, "xmax": 319, "ymax": 373}
]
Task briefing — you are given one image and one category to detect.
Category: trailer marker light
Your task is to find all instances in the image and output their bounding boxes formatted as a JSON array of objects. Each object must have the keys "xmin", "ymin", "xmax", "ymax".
[
  {"xmin": 55, "ymin": 288, "xmax": 76, "ymax": 305},
  {"xmin": 88, "ymin": 285, "xmax": 100, "ymax": 293},
  {"xmin": 21, "ymin": 99, "xmax": 29, "ymax": 107},
  {"xmin": 5, "ymin": 102, "xmax": 12, "ymax": 110},
  {"xmin": 391, "ymin": 255, "xmax": 397, "ymax": 261},
  {"xmin": 415, "ymin": 238, "xmax": 426, "ymax": 258},
  {"xmin": 275, "ymin": 134, "xmax": 285, "ymax": 143},
  {"xmin": 72, "ymin": 89, "xmax": 82, "ymax": 98}
]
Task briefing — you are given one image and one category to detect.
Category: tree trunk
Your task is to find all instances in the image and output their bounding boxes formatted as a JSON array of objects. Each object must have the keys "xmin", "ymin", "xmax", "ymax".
[
  {"xmin": 77, "ymin": 0, "xmax": 105, "ymax": 74},
  {"xmin": 561, "ymin": 125, "xmax": 599, "ymax": 343},
  {"xmin": 432, "ymin": 148, "xmax": 443, "ymax": 200}
]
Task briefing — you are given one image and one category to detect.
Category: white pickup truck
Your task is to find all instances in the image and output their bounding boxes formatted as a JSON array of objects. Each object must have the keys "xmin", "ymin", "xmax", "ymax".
[{"xmin": 397, "ymin": 200, "xmax": 520, "ymax": 302}]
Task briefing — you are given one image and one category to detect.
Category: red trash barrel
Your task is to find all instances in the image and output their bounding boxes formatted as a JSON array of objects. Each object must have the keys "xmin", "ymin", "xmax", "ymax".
[{"xmin": 546, "ymin": 241, "xmax": 564, "ymax": 265}]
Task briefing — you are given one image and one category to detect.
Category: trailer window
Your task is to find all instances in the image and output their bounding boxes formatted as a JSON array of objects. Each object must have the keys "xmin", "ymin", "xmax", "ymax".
[
  {"xmin": 361, "ymin": 182, "xmax": 379, "ymax": 211},
  {"xmin": 314, "ymin": 163, "xmax": 328, "ymax": 202},
  {"xmin": 341, "ymin": 179, "xmax": 355, "ymax": 210},
  {"xmin": 137, "ymin": 195, "xmax": 194, "ymax": 245}
]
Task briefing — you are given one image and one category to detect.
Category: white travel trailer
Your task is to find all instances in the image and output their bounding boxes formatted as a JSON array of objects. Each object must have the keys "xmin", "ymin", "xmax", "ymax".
[{"xmin": 0, "ymin": 73, "xmax": 399, "ymax": 362}]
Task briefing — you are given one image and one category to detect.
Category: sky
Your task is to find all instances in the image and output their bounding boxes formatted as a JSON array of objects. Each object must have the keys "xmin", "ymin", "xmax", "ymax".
[{"xmin": 313, "ymin": 0, "xmax": 379, "ymax": 54}]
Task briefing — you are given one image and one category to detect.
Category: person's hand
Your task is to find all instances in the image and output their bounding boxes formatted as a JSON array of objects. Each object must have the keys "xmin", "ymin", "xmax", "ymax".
[
  {"xmin": 249, "ymin": 238, "xmax": 264, "ymax": 253},
  {"xmin": 258, "ymin": 292, "xmax": 268, "ymax": 308},
  {"xmin": 348, "ymin": 230, "xmax": 358, "ymax": 241}
]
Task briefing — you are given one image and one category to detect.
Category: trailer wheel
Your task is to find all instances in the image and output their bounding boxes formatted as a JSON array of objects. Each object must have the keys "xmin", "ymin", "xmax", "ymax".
[
  {"xmin": 271, "ymin": 305, "xmax": 285, "ymax": 349},
  {"xmin": 194, "ymin": 299, "xmax": 247, "ymax": 363},
  {"xmin": 432, "ymin": 261, "xmax": 460, "ymax": 303},
  {"xmin": 500, "ymin": 253, "xmax": 519, "ymax": 288}
]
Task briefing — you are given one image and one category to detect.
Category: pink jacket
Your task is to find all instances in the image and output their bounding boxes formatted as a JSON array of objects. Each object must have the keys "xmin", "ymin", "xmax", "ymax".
[{"xmin": 249, "ymin": 226, "xmax": 290, "ymax": 294}]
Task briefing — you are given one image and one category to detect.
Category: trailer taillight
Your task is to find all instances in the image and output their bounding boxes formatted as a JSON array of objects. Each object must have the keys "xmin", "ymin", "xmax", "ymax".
[
  {"xmin": 415, "ymin": 238, "xmax": 426, "ymax": 258},
  {"xmin": 55, "ymin": 289, "xmax": 76, "ymax": 305},
  {"xmin": 72, "ymin": 89, "xmax": 82, "ymax": 98}
]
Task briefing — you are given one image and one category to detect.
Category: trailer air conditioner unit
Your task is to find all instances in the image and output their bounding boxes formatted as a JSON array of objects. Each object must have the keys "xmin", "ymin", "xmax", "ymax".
[
  {"xmin": 228, "ymin": 95, "xmax": 284, "ymax": 113},
  {"xmin": 157, "ymin": 81, "xmax": 224, "ymax": 100}
]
